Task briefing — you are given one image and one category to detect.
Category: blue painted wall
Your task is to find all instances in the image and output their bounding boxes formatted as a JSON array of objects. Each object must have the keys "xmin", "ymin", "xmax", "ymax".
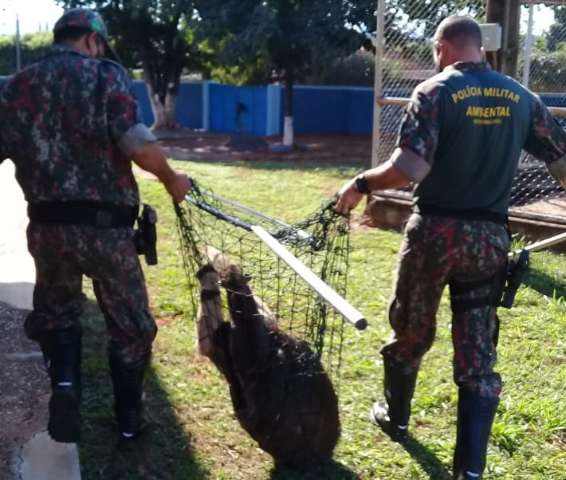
[
  {"xmin": 131, "ymin": 80, "xmax": 154, "ymax": 127},
  {"xmin": 111, "ymin": 81, "xmax": 566, "ymax": 136},
  {"xmin": 540, "ymin": 93, "xmax": 566, "ymax": 108},
  {"xmin": 293, "ymin": 87, "xmax": 351, "ymax": 134},
  {"xmin": 176, "ymin": 82, "xmax": 203, "ymax": 129},
  {"xmin": 209, "ymin": 84, "xmax": 268, "ymax": 135},
  {"xmin": 279, "ymin": 87, "xmax": 374, "ymax": 135},
  {"xmin": 347, "ymin": 89, "xmax": 375, "ymax": 134}
]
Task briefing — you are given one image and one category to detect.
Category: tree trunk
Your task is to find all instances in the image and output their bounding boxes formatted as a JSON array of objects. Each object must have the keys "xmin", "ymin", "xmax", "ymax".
[
  {"xmin": 283, "ymin": 71, "xmax": 294, "ymax": 147},
  {"xmin": 142, "ymin": 59, "xmax": 180, "ymax": 131},
  {"xmin": 165, "ymin": 92, "xmax": 178, "ymax": 129}
]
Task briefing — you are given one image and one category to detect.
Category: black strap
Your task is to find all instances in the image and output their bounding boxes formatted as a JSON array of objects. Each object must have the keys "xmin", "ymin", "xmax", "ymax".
[
  {"xmin": 451, "ymin": 296, "xmax": 499, "ymax": 313},
  {"xmin": 450, "ymin": 274, "xmax": 497, "ymax": 295},
  {"xmin": 28, "ymin": 202, "xmax": 138, "ymax": 228},
  {"xmin": 415, "ymin": 204, "xmax": 508, "ymax": 224},
  {"xmin": 450, "ymin": 274, "xmax": 500, "ymax": 313}
]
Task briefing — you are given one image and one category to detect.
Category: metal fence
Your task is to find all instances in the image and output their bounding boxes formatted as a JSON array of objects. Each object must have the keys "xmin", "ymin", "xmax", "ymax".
[{"xmin": 374, "ymin": 1, "xmax": 566, "ymax": 222}]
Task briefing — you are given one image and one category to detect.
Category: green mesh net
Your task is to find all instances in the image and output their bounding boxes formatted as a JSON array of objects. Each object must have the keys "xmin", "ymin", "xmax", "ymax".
[{"xmin": 174, "ymin": 180, "xmax": 352, "ymax": 378}]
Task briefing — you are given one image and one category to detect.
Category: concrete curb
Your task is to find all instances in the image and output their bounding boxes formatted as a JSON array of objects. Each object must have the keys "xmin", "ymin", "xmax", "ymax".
[{"xmin": 17, "ymin": 433, "xmax": 81, "ymax": 480}]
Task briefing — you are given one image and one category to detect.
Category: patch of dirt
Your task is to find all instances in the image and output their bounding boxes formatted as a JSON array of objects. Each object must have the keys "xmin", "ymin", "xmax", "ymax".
[
  {"xmin": 157, "ymin": 130, "xmax": 371, "ymax": 166},
  {"xmin": 0, "ymin": 302, "xmax": 49, "ymax": 480}
]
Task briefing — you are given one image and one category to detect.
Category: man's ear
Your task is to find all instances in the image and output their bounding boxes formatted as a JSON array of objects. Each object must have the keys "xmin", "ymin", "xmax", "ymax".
[{"xmin": 86, "ymin": 32, "xmax": 99, "ymax": 53}]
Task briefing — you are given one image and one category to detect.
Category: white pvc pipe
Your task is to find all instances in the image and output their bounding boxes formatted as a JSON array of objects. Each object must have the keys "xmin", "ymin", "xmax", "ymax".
[
  {"xmin": 251, "ymin": 226, "xmax": 368, "ymax": 330},
  {"xmin": 198, "ymin": 190, "xmax": 312, "ymax": 241},
  {"xmin": 512, "ymin": 231, "xmax": 566, "ymax": 257}
]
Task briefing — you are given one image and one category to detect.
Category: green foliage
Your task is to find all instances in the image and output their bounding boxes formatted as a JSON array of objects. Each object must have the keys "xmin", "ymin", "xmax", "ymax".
[
  {"xmin": 198, "ymin": 37, "xmax": 272, "ymax": 85},
  {"xmin": 388, "ymin": 0, "xmax": 482, "ymax": 82},
  {"xmin": 529, "ymin": 48, "xmax": 566, "ymax": 92},
  {"xmin": 534, "ymin": 35, "xmax": 548, "ymax": 53},
  {"xmin": 313, "ymin": 50, "xmax": 375, "ymax": 87},
  {"xmin": 387, "ymin": 0, "xmax": 483, "ymax": 37},
  {"xmin": 196, "ymin": 1, "xmax": 367, "ymax": 93},
  {"xmin": 309, "ymin": 50, "xmax": 407, "ymax": 88},
  {"xmin": 56, "ymin": 0, "xmax": 213, "ymax": 127},
  {"xmin": 546, "ymin": 6, "xmax": 566, "ymax": 52},
  {"xmin": 0, "ymin": 32, "xmax": 52, "ymax": 75}
]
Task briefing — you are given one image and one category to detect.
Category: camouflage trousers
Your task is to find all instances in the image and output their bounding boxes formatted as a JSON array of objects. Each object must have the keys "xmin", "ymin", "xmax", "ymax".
[
  {"xmin": 25, "ymin": 223, "xmax": 157, "ymax": 364},
  {"xmin": 381, "ymin": 213, "xmax": 510, "ymax": 399}
]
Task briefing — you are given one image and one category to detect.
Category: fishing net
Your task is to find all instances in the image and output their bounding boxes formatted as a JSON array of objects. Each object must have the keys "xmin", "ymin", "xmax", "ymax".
[{"xmin": 174, "ymin": 180, "xmax": 353, "ymax": 379}]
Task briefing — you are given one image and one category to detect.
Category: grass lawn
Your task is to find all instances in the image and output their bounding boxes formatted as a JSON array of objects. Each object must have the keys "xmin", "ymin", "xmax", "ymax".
[{"xmin": 78, "ymin": 159, "xmax": 566, "ymax": 479}]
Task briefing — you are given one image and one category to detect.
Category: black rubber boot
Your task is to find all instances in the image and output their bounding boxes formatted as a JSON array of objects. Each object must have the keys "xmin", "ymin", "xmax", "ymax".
[
  {"xmin": 369, "ymin": 356, "xmax": 418, "ymax": 443},
  {"xmin": 39, "ymin": 326, "xmax": 82, "ymax": 443},
  {"xmin": 109, "ymin": 352, "xmax": 150, "ymax": 446},
  {"xmin": 453, "ymin": 387, "xmax": 499, "ymax": 480}
]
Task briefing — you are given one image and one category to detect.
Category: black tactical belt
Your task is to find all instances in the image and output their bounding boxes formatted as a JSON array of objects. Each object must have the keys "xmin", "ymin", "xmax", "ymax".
[
  {"xmin": 28, "ymin": 202, "xmax": 138, "ymax": 228},
  {"xmin": 415, "ymin": 204, "xmax": 508, "ymax": 225}
]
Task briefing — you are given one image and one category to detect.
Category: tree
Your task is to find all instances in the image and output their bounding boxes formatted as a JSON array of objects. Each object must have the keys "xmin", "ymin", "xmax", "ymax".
[
  {"xmin": 546, "ymin": 6, "xmax": 566, "ymax": 52},
  {"xmin": 528, "ymin": 45, "xmax": 566, "ymax": 92},
  {"xmin": 197, "ymin": 0, "xmax": 368, "ymax": 147},
  {"xmin": 58, "ymin": 0, "xmax": 206, "ymax": 129},
  {"xmin": 395, "ymin": 0, "xmax": 482, "ymax": 35}
]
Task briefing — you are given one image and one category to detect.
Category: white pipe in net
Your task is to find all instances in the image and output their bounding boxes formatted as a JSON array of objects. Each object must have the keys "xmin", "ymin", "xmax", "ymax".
[{"xmin": 251, "ymin": 226, "xmax": 368, "ymax": 331}]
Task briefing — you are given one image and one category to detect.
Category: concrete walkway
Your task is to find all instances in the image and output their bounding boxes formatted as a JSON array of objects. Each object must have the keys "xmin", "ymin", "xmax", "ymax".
[
  {"xmin": 0, "ymin": 161, "xmax": 34, "ymax": 309},
  {"xmin": 0, "ymin": 161, "xmax": 81, "ymax": 480}
]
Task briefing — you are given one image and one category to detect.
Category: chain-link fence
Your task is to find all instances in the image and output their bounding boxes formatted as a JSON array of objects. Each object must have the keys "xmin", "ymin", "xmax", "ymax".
[
  {"xmin": 513, "ymin": 2, "xmax": 566, "ymax": 218},
  {"xmin": 375, "ymin": 0, "xmax": 566, "ymax": 221}
]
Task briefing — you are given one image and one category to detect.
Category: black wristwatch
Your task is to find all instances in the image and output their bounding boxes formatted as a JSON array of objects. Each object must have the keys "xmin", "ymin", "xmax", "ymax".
[{"xmin": 354, "ymin": 175, "xmax": 370, "ymax": 194}]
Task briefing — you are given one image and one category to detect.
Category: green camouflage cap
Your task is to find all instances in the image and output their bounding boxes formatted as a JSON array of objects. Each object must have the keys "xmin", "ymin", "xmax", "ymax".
[
  {"xmin": 54, "ymin": 8, "xmax": 109, "ymax": 40},
  {"xmin": 53, "ymin": 8, "xmax": 120, "ymax": 61}
]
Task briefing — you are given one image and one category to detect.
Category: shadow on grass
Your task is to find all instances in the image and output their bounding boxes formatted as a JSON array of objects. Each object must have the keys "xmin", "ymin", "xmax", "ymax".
[
  {"xmin": 172, "ymin": 156, "xmax": 366, "ymax": 173},
  {"xmin": 79, "ymin": 301, "xmax": 208, "ymax": 480},
  {"xmin": 401, "ymin": 436, "xmax": 451, "ymax": 480},
  {"xmin": 524, "ymin": 269, "xmax": 566, "ymax": 300},
  {"xmin": 269, "ymin": 459, "xmax": 359, "ymax": 480}
]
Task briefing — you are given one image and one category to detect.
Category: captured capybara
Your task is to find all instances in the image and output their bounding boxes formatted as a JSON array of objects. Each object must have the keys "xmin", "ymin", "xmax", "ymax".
[{"xmin": 196, "ymin": 259, "xmax": 340, "ymax": 468}]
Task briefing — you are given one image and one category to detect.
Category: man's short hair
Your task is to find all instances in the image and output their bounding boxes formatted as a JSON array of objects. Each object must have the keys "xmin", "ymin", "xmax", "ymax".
[
  {"xmin": 54, "ymin": 26, "xmax": 93, "ymax": 44},
  {"xmin": 435, "ymin": 16, "xmax": 482, "ymax": 50}
]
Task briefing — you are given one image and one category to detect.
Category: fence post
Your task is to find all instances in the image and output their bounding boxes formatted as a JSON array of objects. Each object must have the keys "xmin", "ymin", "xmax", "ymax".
[
  {"xmin": 202, "ymin": 81, "xmax": 210, "ymax": 131},
  {"xmin": 522, "ymin": 3, "xmax": 535, "ymax": 88},
  {"xmin": 266, "ymin": 84, "xmax": 282, "ymax": 136},
  {"xmin": 371, "ymin": 0, "xmax": 385, "ymax": 168}
]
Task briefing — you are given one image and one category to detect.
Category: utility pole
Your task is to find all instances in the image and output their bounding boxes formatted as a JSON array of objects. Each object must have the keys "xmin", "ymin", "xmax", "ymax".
[{"xmin": 15, "ymin": 15, "xmax": 21, "ymax": 72}]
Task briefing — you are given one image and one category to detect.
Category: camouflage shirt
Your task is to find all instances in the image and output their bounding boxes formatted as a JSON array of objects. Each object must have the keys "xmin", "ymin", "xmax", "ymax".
[
  {"xmin": 394, "ymin": 62, "xmax": 566, "ymax": 214},
  {"xmin": 0, "ymin": 44, "xmax": 154, "ymax": 207}
]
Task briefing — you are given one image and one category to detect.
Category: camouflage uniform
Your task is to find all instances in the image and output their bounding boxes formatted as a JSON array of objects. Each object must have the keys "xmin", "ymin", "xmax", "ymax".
[
  {"xmin": 0, "ymin": 43, "xmax": 156, "ymax": 364},
  {"xmin": 382, "ymin": 214, "xmax": 508, "ymax": 398},
  {"xmin": 382, "ymin": 62, "xmax": 566, "ymax": 399}
]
